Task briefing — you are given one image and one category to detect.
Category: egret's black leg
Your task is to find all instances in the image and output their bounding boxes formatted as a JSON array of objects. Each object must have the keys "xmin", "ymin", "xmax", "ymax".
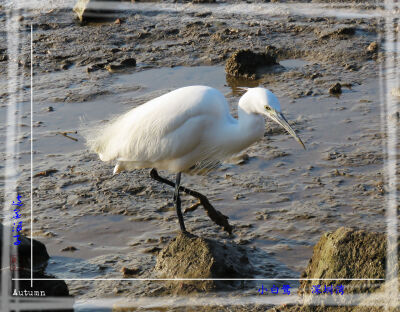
[
  {"xmin": 149, "ymin": 168, "xmax": 233, "ymax": 234},
  {"xmin": 174, "ymin": 172, "xmax": 187, "ymax": 232}
]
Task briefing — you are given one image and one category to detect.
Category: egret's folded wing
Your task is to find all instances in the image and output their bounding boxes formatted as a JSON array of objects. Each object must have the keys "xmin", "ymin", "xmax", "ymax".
[{"xmin": 88, "ymin": 100, "xmax": 209, "ymax": 163}]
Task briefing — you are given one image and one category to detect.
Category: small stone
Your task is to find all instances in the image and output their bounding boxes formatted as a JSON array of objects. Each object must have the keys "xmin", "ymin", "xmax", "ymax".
[
  {"xmin": 121, "ymin": 266, "xmax": 140, "ymax": 277},
  {"xmin": 194, "ymin": 11, "xmax": 212, "ymax": 18},
  {"xmin": 329, "ymin": 83, "xmax": 342, "ymax": 95},
  {"xmin": 86, "ymin": 63, "xmax": 105, "ymax": 73},
  {"xmin": 61, "ymin": 246, "xmax": 77, "ymax": 252},
  {"xmin": 44, "ymin": 231, "xmax": 56, "ymax": 237},
  {"xmin": 105, "ymin": 58, "xmax": 136, "ymax": 72},
  {"xmin": 113, "ymin": 287, "xmax": 122, "ymax": 294},
  {"xmin": 367, "ymin": 41, "xmax": 378, "ymax": 53},
  {"xmin": 192, "ymin": 0, "xmax": 216, "ymax": 3},
  {"xmin": 146, "ymin": 238, "xmax": 158, "ymax": 244},
  {"xmin": 310, "ymin": 72, "xmax": 321, "ymax": 80},
  {"xmin": 234, "ymin": 193, "xmax": 245, "ymax": 200},
  {"xmin": 60, "ymin": 60, "xmax": 73, "ymax": 70},
  {"xmin": 144, "ymin": 246, "xmax": 161, "ymax": 254},
  {"xmin": 120, "ymin": 58, "xmax": 136, "ymax": 67},
  {"xmin": 344, "ymin": 63, "xmax": 358, "ymax": 71}
]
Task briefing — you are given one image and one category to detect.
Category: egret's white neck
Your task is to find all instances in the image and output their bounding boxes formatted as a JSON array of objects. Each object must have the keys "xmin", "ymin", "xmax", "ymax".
[{"xmin": 220, "ymin": 101, "xmax": 265, "ymax": 156}]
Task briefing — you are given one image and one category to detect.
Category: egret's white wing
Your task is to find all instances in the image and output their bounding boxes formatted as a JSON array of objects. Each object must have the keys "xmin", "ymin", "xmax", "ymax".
[{"xmin": 88, "ymin": 86, "xmax": 230, "ymax": 168}]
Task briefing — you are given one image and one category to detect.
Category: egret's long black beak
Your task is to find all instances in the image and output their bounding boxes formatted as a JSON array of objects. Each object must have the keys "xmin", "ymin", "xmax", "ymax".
[{"xmin": 268, "ymin": 111, "xmax": 306, "ymax": 150}]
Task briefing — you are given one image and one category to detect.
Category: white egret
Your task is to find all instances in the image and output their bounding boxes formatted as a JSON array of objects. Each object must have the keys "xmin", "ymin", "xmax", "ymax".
[{"xmin": 87, "ymin": 86, "xmax": 305, "ymax": 233}]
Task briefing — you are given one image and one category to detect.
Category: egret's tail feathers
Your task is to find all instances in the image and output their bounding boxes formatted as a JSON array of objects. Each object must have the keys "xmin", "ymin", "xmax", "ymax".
[{"xmin": 80, "ymin": 112, "xmax": 129, "ymax": 162}]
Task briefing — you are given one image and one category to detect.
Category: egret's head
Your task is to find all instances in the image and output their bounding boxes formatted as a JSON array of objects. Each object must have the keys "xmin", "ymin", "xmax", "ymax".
[{"xmin": 241, "ymin": 87, "xmax": 306, "ymax": 149}]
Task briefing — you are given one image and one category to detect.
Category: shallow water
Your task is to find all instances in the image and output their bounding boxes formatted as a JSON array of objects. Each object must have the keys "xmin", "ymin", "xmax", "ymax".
[{"xmin": 2, "ymin": 63, "xmax": 382, "ymax": 281}]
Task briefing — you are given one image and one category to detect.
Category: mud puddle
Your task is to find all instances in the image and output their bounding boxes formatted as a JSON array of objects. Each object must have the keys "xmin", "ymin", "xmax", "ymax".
[
  {"xmin": 41, "ymin": 215, "xmax": 158, "ymax": 260},
  {"xmin": 279, "ymin": 59, "xmax": 308, "ymax": 70}
]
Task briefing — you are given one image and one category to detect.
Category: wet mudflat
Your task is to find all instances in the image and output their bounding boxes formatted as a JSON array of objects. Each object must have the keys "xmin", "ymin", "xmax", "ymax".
[{"xmin": 0, "ymin": 0, "xmax": 399, "ymax": 310}]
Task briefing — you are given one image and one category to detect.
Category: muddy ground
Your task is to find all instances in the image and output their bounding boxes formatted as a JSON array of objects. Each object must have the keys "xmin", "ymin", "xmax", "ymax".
[{"xmin": 0, "ymin": 0, "xmax": 399, "ymax": 311}]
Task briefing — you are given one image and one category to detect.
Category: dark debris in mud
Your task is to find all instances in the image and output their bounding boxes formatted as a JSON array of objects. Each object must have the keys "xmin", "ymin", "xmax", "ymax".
[{"xmin": 225, "ymin": 49, "xmax": 278, "ymax": 80}]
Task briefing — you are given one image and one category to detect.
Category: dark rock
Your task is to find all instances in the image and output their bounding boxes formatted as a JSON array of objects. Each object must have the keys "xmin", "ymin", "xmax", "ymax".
[
  {"xmin": 344, "ymin": 63, "xmax": 359, "ymax": 71},
  {"xmin": 121, "ymin": 266, "xmax": 141, "ymax": 277},
  {"xmin": 120, "ymin": 58, "xmax": 136, "ymax": 67},
  {"xmin": 60, "ymin": 246, "xmax": 78, "ymax": 252},
  {"xmin": 194, "ymin": 11, "xmax": 212, "ymax": 18},
  {"xmin": 225, "ymin": 49, "xmax": 277, "ymax": 80},
  {"xmin": 329, "ymin": 82, "xmax": 342, "ymax": 95},
  {"xmin": 86, "ymin": 63, "xmax": 106, "ymax": 73},
  {"xmin": 336, "ymin": 27, "xmax": 356, "ymax": 36},
  {"xmin": 11, "ymin": 269, "xmax": 73, "ymax": 312},
  {"xmin": 155, "ymin": 232, "xmax": 253, "ymax": 293},
  {"xmin": 60, "ymin": 60, "xmax": 73, "ymax": 70},
  {"xmin": 0, "ymin": 50, "xmax": 8, "ymax": 62},
  {"xmin": 1, "ymin": 224, "xmax": 72, "ymax": 311},
  {"xmin": 13, "ymin": 269, "xmax": 71, "ymax": 297},
  {"xmin": 137, "ymin": 31, "xmax": 151, "ymax": 39},
  {"xmin": 143, "ymin": 246, "xmax": 161, "ymax": 254},
  {"xmin": 265, "ymin": 45, "xmax": 279, "ymax": 58},
  {"xmin": 310, "ymin": 72, "xmax": 322, "ymax": 80},
  {"xmin": 73, "ymin": 0, "xmax": 121, "ymax": 22},
  {"xmin": 0, "ymin": 223, "xmax": 49, "ymax": 270},
  {"xmin": 105, "ymin": 58, "xmax": 136, "ymax": 72}
]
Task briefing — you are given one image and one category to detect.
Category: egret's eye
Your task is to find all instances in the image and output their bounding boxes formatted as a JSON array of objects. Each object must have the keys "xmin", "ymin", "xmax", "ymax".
[{"xmin": 265, "ymin": 106, "xmax": 271, "ymax": 111}]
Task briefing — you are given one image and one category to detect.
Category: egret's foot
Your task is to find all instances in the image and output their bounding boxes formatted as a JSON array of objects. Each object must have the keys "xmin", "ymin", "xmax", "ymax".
[{"xmin": 150, "ymin": 168, "xmax": 233, "ymax": 235}]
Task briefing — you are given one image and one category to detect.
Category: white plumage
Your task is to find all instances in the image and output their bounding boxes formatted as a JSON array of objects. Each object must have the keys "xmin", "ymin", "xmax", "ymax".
[{"xmin": 87, "ymin": 85, "xmax": 304, "ymax": 174}]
